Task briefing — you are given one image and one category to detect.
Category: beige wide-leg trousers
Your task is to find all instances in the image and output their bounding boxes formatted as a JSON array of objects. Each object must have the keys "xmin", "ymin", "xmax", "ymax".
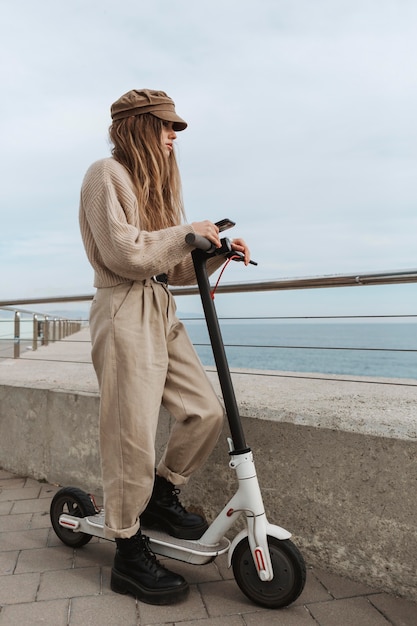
[{"xmin": 89, "ymin": 279, "xmax": 225, "ymax": 539}]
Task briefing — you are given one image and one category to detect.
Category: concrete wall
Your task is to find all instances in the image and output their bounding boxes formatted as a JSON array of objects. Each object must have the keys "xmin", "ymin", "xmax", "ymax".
[{"xmin": 0, "ymin": 369, "xmax": 416, "ymax": 601}]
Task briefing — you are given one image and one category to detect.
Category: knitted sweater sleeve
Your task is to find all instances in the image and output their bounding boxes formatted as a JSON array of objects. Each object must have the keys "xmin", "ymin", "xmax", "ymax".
[{"xmin": 79, "ymin": 158, "xmax": 226, "ymax": 287}]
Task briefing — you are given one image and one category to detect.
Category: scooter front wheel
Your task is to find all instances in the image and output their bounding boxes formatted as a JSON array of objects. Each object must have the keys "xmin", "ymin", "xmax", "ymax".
[
  {"xmin": 50, "ymin": 487, "xmax": 97, "ymax": 548},
  {"xmin": 232, "ymin": 536, "xmax": 306, "ymax": 609}
]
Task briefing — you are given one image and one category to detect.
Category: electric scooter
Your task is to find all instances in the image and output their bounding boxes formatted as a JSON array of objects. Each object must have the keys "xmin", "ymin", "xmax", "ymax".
[{"xmin": 50, "ymin": 221, "xmax": 306, "ymax": 609}]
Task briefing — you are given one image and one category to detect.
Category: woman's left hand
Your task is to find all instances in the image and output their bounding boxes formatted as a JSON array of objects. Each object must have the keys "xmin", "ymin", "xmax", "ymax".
[{"xmin": 231, "ymin": 238, "xmax": 251, "ymax": 266}]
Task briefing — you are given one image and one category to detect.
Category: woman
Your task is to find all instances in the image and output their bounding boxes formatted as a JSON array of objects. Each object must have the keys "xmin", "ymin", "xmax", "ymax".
[{"xmin": 79, "ymin": 89, "xmax": 250, "ymax": 605}]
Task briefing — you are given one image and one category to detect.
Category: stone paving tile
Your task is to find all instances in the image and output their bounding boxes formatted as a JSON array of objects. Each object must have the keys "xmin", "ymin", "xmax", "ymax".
[
  {"xmin": 178, "ymin": 617, "xmax": 245, "ymax": 626},
  {"xmin": 69, "ymin": 594, "xmax": 139, "ymax": 626},
  {"xmin": 0, "ymin": 511, "xmax": 32, "ymax": 531},
  {"xmin": 0, "ymin": 477, "xmax": 26, "ymax": 489},
  {"xmin": 37, "ymin": 566, "xmax": 101, "ymax": 601},
  {"xmin": 0, "ymin": 527, "xmax": 49, "ymax": 551},
  {"xmin": 12, "ymin": 495, "xmax": 51, "ymax": 514},
  {"xmin": 0, "ymin": 571, "xmax": 40, "ymax": 604},
  {"xmin": 308, "ymin": 596, "xmax": 391, "ymax": 625},
  {"xmin": 0, "ymin": 501, "xmax": 12, "ymax": 515},
  {"xmin": 243, "ymin": 605, "xmax": 318, "ymax": 625},
  {"xmin": 0, "ymin": 550, "xmax": 18, "ymax": 575},
  {"xmin": 313, "ymin": 566, "xmax": 380, "ymax": 598},
  {"xmin": 0, "ymin": 486, "xmax": 41, "ymax": 502},
  {"xmin": 101, "ymin": 565, "xmax": 116, "ymax": 596},
  {"xmin": 292, "ymin": 568, "xmax": 332, "ymax": 605},
  {"xmin": 138, "ymin": 585, "xmax": 207, "ymax": 624},
  {"xmin": 15, "ymin": 545, "xmax": 74, "ymax": 573},
  {"xmin": 31, "ymin": 510, "xmax": 53, "ymax": 529},
  {"xmin": 198, "ymin": 578, "xmax": 261, "ymax": 617},
  {"xmin": 73, "ymin": 538, "xmax": 114, "ymax": 569},
  {"xmin": 0, "ymin": 599, "xmax": 70, "ymax": 626},
  {"xmin": 369, "ymin": 592, "xmax": 417, "ymax": 626}
]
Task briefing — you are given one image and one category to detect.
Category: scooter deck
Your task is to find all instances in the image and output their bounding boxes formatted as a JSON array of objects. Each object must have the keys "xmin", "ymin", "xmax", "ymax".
[
  {"xmin": 142, "ymin": 527, "xmax": 230, "ymax": 564},
  {"xmin": 59, "ymin": 511, "xmax": 230, "ymax": 565}
]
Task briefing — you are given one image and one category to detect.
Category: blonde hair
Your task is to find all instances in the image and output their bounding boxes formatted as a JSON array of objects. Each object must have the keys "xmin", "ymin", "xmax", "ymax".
[{"xmin": 109, "ymin": 114, "xmax": 185, "ymax": 231}]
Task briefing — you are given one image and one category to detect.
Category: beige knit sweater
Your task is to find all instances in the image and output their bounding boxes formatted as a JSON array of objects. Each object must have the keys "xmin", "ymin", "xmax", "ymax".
[{"xmin": 79, "ymin": 158, "xmax": 225, "ymax": 288}]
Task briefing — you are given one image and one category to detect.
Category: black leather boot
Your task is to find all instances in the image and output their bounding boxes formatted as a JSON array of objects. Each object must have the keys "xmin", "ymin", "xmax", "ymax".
[
  {"xmin": 111, "ymin": 530, "xmax": 189, "ymax": 605},
  {"xmin": 141, "ymin": 474, "xmax": 208, "ymax": 540}
]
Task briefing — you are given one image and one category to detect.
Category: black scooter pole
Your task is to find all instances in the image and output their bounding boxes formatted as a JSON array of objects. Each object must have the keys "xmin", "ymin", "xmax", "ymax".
[{"xmin": 190, "ymin": 244, "xmax": 249, "ymax": 454}]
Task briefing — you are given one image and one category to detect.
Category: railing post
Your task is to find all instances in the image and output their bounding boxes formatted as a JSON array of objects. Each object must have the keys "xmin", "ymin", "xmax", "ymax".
[
  {"xmin": 14, "ymin": 311, "xmax": 20, "ymax": 359},
  {"xmin": 32, "ymin": 314, "xmax": 38, "ymax": 352},
  {"xmin": 44, "ymin": 316, "xmax": 49, "ymax": 346}
]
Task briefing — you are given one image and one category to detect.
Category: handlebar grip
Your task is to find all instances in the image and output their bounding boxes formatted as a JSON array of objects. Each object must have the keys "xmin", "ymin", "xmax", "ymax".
[{"xmin": 185, "ymin": 232, "xmax": 216, "ymax": 252}]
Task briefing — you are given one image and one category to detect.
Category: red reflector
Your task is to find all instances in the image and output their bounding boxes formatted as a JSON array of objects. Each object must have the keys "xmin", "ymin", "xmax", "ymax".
[
  {"xmin": 255, "ymin": 548, "xmax": 266, "ymax": 572},
  {"xmin": 61, "ymin": 520, "xmax": 77, "ymax": 528}
]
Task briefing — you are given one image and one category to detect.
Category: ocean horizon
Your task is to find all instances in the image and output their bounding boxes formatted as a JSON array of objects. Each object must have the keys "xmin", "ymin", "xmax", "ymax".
[
  {"xmin": 1, "ymin": 317, "xmax": 415, "ymax": 381},
  {"xmin": 183, "ymin": 320, "xmax": 417, "ymax": 380}
]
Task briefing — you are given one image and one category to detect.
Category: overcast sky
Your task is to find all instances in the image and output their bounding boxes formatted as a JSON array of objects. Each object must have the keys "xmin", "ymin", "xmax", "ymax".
[{"xmin": 0, "ymin": 0, "xmax": 416, "ymax": 318}]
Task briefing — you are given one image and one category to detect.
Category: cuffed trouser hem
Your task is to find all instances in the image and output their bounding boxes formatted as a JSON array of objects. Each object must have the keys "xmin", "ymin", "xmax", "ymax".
[
  {"xmin": 104, "ymin": 520, "xmax": 139, "ymax": 540},
  {"xmin": 156, "ymin": 462, "xmax": 189, "ymax": 486}
]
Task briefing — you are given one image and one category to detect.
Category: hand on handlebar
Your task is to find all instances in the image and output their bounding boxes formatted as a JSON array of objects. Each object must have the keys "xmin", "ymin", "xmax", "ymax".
[
  {"xmin": 189, "ymin": 221, "xmax": 254, "ymax": 265},
  {"xmin": 191, "ymin": 220, "xmax": 221, "ymax": 249},
  {"xmin": 230, "ymin": 238, "xmax": 251, "ymax": 266}
]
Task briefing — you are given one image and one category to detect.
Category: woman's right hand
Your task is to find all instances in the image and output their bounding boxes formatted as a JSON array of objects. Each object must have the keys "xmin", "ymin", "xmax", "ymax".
[{"xmin": 191, "ymin": 220, "xmax": 221, "ymax": 248}]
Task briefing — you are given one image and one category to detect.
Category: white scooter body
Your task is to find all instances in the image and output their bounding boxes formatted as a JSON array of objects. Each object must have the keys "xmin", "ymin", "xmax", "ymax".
[{"xmin": 58, "ymin": 438, "xmax": 290, "ymax": 582}]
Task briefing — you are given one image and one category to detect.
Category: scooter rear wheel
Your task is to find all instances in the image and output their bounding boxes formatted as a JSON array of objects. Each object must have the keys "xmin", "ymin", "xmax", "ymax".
[
  {"xmin": 50, "ymin": 487, "xmax": 97, "ymax": 548},
  {"xmin": 232, "ymin": 536, "xmax": 306, "ymax": 609}
]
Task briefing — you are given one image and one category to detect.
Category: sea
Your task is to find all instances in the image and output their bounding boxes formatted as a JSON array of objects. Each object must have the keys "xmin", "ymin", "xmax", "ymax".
[
  {"xmin": 1, "ymin": 316, "xmax": 416, "ymax": 380},
  {"xmin": 182, "ymin": 320, "xmax": 417, "ymax": 381}
]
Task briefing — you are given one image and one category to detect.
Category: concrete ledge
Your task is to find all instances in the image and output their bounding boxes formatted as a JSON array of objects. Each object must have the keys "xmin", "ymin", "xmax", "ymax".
[{"xmin": 0, "ymin": 330, "xmax": 416, "ymax": 600}]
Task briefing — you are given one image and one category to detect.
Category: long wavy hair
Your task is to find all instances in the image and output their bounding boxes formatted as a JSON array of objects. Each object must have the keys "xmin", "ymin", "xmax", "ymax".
[{"xmin": 109, "ymin": 113, "xmax": 185, "ymax": 231}]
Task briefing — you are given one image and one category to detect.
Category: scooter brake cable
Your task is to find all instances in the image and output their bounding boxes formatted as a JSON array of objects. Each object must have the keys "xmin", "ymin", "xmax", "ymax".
[{"xmin": 210, "ymin": 255, "xmax": 240, "ymax": 300}]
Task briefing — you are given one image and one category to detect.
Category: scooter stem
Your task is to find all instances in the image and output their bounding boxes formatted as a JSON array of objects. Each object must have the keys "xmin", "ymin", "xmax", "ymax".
[{"xmin": 191, "ymin": 249, "xmax": 248, "ymax": 453}]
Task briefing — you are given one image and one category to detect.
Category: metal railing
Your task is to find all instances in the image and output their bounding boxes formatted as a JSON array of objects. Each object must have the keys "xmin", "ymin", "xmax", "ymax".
[
  {"xmin": 0, "ymin": 268, "xmax": 416, "ymax": 382},
  {"xmin": 0, "ymin": 310, "xmax": 83, "ymax": 359},
  {"xmin": 1, "ymin": 268, "xmax": 417, "ymax": 307}
]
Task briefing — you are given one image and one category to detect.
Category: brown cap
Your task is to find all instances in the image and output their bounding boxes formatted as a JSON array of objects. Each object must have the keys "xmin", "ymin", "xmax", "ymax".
[{"xmin": 110, "ymin": 89, "xmax": 187, "ymax": 131}]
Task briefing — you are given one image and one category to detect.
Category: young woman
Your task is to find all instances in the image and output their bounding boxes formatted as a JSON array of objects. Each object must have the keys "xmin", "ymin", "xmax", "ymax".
[{"xmin": 79, "ymin": 89, "xmax": 250, "ymax": 605}]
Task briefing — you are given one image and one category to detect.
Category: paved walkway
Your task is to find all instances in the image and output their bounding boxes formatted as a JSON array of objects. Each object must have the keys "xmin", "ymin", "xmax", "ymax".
[{"xmin": 1, "ymin": 470, "xmax": 417, "ymax": 625}]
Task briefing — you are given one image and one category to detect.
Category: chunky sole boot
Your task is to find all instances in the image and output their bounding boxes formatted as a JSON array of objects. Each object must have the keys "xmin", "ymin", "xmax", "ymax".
[
  {"xmin": 111, "ymin": 531, "xmax": 189, "ymax": 605},
  {"xmin": 111, "ymin": 568, "xmax": 189, "ymax": 605},
  {"xmin": 141, "ymin": 474, "xmax": 208, "ymax": 540}
]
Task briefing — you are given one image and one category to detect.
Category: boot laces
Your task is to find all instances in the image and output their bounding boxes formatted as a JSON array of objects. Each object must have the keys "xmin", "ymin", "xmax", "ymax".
[
  {"xmin": 134, "ymin": 533, "xmax": 166, "ymax": 574},
  {"xmin": 164, "ymin": 485, "xmax": 187, "ymax": 514}
]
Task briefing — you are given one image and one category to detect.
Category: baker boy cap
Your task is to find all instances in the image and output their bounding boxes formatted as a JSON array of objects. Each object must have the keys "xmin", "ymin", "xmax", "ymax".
[{"xmin": 110, "ymin": 89, "xmax": 187, "ymax": 131}]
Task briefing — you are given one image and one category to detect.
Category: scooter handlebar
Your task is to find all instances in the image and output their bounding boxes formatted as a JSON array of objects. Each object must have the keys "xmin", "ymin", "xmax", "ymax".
[
  {"xmin": 185, "ymin": 231, "xmax": 217, "ymax": 252},
  {"xmin": 186, "ymin": 231, "xmax": 258, "ymax": 265}
]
